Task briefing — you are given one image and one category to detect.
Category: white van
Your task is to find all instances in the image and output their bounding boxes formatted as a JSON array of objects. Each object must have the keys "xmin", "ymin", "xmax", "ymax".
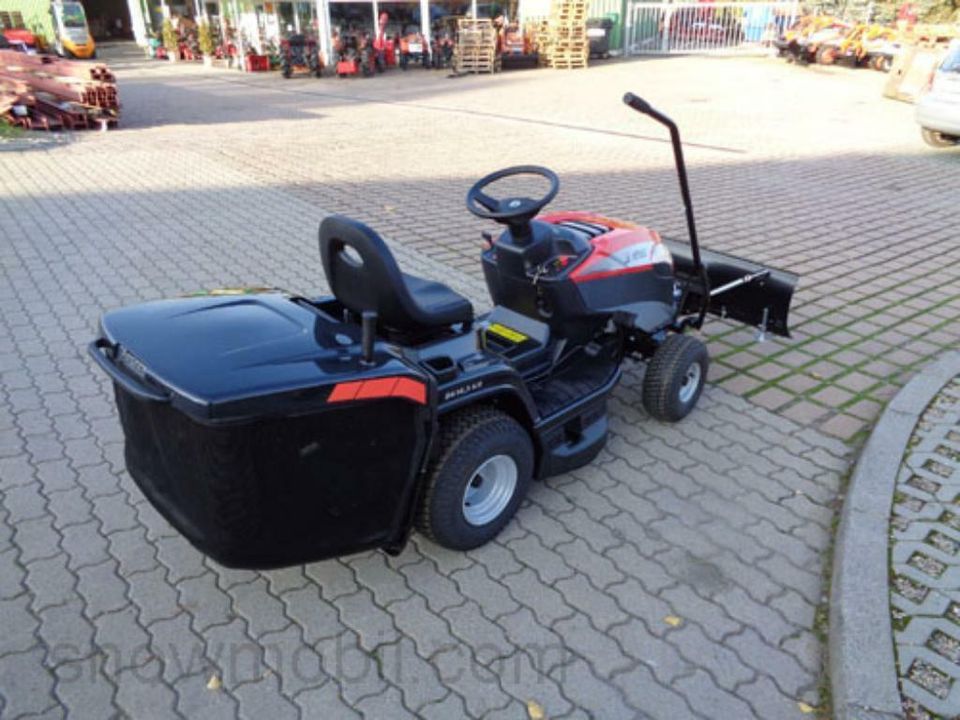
[{"xmin": 916, "ymin": 39, "xmax": 960, "ymax": 148}]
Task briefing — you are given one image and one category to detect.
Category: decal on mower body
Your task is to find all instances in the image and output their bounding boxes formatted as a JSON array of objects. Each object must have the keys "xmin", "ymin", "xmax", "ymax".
[
  {"xmin": 443, "ymin": 380, "xmax": 484, "ymax": 402},
  {"xmin": 116, "ymin": 348, "xmax": 147, "ymax": 380},
  {"xmin": 570, "ymin": 228, "xmax": 672, "ymax": 284},
  {"xmin": 486, "ymin": 323, "xmax": 528, "ymax": 344},
  {"xmin": 327, "ymin": 376, "xmax": 426, "ymax": 405}
]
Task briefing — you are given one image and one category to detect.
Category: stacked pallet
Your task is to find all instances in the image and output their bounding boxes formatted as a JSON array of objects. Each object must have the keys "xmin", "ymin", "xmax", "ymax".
[
  {"xmin": 530, "ymin": 18, "xmax": 551, "ymax": 58},
  {"xmin": 542, "ymin": 0, "xmax": 589, "ymax": 69},
  {"xmin": 454, "ymin": 18, "xmax": 499, "ymax": 74},
  {"xmin": 0, "ymin": 50, "xmax": 120, "ymax": 131}
]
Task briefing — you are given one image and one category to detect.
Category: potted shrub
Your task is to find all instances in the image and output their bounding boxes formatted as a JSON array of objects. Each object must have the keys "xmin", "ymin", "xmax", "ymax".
[
  {"xmin": 147, "ymin": 30, "xmax": 162, "ymax": 58},
  {"xmin": 162, "ymin": 19, "xmax": 179, "ymax": 61},
  {"xmin": 198, "ymin": 22, "xmax": 215, "ymax": 67}
]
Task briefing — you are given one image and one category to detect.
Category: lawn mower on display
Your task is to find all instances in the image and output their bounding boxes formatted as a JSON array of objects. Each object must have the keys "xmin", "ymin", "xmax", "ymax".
[
  {"xmin": 89, "ymin": 94, "xmax": 798, "ymax": 570},
  {"xmin": 280, "ymin": 34, "xmax": 322, "ymax": 78},
  {"xmin": 333, "ymin": 32, "xmax": 381, "ymax": 78},
  {"xmin": 398, "ymin": 30, "xmax": 430, "ymax": 70}
]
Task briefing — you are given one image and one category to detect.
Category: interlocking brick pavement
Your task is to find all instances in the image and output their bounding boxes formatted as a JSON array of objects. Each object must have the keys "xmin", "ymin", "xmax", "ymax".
[
  {"xmin": 892, "ymin": 378, "xmax": 960, "ymax": 719},
  {"xmin": 1, "ymin": 42, "xmax": 952, "ymax": 718}
]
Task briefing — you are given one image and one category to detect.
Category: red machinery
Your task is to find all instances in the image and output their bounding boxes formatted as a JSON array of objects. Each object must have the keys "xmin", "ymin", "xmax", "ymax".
[{"xmin": 335, "ymin": 31, "xmax": 379, "ymax": 77}]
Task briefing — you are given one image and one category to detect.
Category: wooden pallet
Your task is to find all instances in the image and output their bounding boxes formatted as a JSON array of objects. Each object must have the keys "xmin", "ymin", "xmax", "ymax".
[
  {"xmin": 547, "ymin": 35, "xmax": 587, "ymax": 46},
  {"xmin": 459, "ymin": 28, "xmax": 496, "ymax": 40},
  {"xmin": 548, "ymin": 58, "xmax": 588, "ymax": 69},
  {"xmin": 456, "ymin": 17, "xmax": 497, "ymax": 64},
  {"xmin": 457, "ymin": 61, "xmax": 496, "ymax": 73},
  {"xmin": 455, "ymin": 57, "xmax": 500, "ymax": 73},
  {"xmin": 549, "ymin": 40, "xmax": 588, "ymax": 50},
  {"xmin": 547, "ymin": 24, "xmax": 587, "ymax": 34},
  {"xmin": 453, "ymin": 43, "xmax": 499, "ymax": 73},
  {"xmin": 458, "ymin": 19, "xmax": 497, "ymax": 43},
  {"xmin": 550, "ymin": 3, "xmax": 589, "ymax": 18},
  {"xmin": 547, "ymin": 43, "xmax": 588, "ymax": 54},
  {"xmin": 551, "ymin": 10, "xmax": 588, "ymax": 21},
  {"xmin": 458, "ymin": 50, "xmax": 496, "ymax": 61}
]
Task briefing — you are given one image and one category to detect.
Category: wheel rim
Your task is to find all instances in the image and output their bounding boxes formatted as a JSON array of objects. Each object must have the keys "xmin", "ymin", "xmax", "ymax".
[
  {"xmin": 462, "ymin": 454, "xmax": 517, "ymax": 527},
  {"xmin": 678, "ymin": 362, "xmax": 702, "ymax": 404}
]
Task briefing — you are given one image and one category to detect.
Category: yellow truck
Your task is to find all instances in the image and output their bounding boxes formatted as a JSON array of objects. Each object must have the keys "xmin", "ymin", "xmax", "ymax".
[{"xmin": 0, "ymin": 0, "xmax": 95, "ymax": 58}]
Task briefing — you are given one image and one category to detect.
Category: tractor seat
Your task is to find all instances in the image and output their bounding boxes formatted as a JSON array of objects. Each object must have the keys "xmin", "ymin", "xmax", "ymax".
[{"xmin": 319, "ymin": 215, "xmax": 473, "ymax": 334}]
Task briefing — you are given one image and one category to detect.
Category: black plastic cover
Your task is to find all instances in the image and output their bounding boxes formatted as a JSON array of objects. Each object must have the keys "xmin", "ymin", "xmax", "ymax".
[
  {"xmin": 97, "ymin": 293, "xmax": 424, "ymax": 421},
  {"xmin": 94, "ymin": 292, "xmax": 435, "ymax": 568}
]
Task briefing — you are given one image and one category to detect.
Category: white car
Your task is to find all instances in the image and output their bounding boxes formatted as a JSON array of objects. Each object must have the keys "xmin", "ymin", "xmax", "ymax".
[{"xmin": 916, "ymin": 40, "xmax": 960, "ymax": 148}]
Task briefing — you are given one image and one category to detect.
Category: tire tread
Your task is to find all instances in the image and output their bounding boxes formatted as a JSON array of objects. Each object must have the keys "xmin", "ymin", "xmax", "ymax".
[
  {"xmin": 415, "ymin": 406, "xmax": 524, "ymax": 546},
  {"xmin": 642, "ymin": 334, "xmax": 708, "ymax": 422}
]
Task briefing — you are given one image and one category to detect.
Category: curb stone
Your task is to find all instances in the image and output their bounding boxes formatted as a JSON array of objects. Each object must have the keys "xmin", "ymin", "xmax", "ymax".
[{"xmin": 830, "ymin": 351, "xmax": 960, "ymax": 720}]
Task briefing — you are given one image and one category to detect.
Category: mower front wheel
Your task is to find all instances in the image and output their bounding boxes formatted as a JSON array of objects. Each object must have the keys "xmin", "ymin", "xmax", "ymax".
[
  {"xmin": 416, "ymin": 407, "xmax": 533, "ymax": 550},
  {"xmin": 642, "ymin": 334, "xmax": 709, "ymax": 422}
]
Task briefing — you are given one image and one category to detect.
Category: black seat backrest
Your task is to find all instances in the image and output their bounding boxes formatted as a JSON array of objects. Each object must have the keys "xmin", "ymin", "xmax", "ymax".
[{"xmin": 318, "ymin": 215, "xmax": 424, "ymax": 331}]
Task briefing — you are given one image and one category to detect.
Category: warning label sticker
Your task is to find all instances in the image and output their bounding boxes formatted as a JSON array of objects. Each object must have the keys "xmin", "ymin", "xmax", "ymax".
[{"xmin": 487, "ymin": 323, "xmax": 528, "ymax": 344}]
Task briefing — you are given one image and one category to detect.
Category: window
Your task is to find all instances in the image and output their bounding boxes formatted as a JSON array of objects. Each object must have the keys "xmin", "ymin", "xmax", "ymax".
[
  {"xmin": 941, "ymin": 42, "xmax": 960, "ymax": 74},
  {"xmin": 61, "ymin": 3, "xmax": 88, "ymax": 28}
]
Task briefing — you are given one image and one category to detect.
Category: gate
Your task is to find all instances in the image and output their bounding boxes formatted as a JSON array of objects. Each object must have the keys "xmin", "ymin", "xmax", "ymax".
[{"xmin": 624, "ymin": 1, "xmax": 800, "ymax": 56}]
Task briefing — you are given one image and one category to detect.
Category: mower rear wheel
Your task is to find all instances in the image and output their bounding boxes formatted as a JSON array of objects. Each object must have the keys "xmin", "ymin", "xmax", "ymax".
[
  {"xmin": 416, "ymin": 407, "xmax": 533, "ymax": 550},
  {"xmin": 642, "ymin": 334, "xmax": 709, "ymax": 422}
]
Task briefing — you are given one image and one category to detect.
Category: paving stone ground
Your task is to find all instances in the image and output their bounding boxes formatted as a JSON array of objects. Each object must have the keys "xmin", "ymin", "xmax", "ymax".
[
  {"xmin": 0, "ymin": 42, "xmax": 953, "ymax": 718},
  {"xmin": 892, "ymin": 377, "xmax": 960, "ymax": 720}
]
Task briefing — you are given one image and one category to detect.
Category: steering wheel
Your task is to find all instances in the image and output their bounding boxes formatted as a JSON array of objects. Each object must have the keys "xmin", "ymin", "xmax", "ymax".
[{"xmin": 466, "ymin": 166, "xmax": 560, "ymax": 233}]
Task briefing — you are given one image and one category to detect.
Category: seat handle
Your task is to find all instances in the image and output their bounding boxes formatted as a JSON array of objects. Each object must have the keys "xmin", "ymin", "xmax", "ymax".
[{"xmin": 361, "ymin": 311, "xmax": 377, "ymax": 365}]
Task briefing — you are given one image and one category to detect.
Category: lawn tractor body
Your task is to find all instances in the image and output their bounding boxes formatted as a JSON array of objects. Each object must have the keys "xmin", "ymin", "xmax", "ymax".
[{"xmin": 90, "ymin": 94, "xmax": 797, "ymax": 569}]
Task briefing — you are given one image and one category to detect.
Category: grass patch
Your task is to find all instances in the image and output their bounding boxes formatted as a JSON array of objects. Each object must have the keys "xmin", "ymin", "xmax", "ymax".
[
  {"xmin": 0, "ymin": 122, "xmax": 24, "ymax": 140},
  {"xmin": 812, "ymin": 466, "xmax": 854, "ymax": 719}
]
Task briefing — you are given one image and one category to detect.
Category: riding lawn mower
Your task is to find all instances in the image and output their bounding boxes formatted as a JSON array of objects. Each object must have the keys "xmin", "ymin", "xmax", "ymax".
[
  {"xmin": 89, "ymin": 94, "xmax": 797, "ymax": 569},
  {"xmin": 280, "ymin": 34, "xmax": 322, "ymax": 78}
]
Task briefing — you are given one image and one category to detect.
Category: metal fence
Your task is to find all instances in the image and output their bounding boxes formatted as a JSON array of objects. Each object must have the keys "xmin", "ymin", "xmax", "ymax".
[{"xmin": 624, "ymin": 1, "xmax": 800, "ymax": 55}]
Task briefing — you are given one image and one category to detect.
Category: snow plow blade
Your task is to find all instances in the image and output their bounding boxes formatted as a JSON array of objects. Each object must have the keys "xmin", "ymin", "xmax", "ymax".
[{"xmin": 666, "ymin": 240, "xmax": 798, "ymax": 339}]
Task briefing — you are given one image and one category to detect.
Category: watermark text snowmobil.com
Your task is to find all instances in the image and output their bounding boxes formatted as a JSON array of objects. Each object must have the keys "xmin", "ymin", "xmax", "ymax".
[{"xmin": 49, "ymin": 637, "xmax": 571, "ymax": 687}]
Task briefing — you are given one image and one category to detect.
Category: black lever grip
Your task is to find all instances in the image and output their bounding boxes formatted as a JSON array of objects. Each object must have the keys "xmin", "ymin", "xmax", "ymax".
[
  {"xmin": 622, "ymin": 92, "xmax": 653, "ymax": 115},
  {"xmin": 623, "ymin": 92, "xmax": 677, "ymax": 134}
]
